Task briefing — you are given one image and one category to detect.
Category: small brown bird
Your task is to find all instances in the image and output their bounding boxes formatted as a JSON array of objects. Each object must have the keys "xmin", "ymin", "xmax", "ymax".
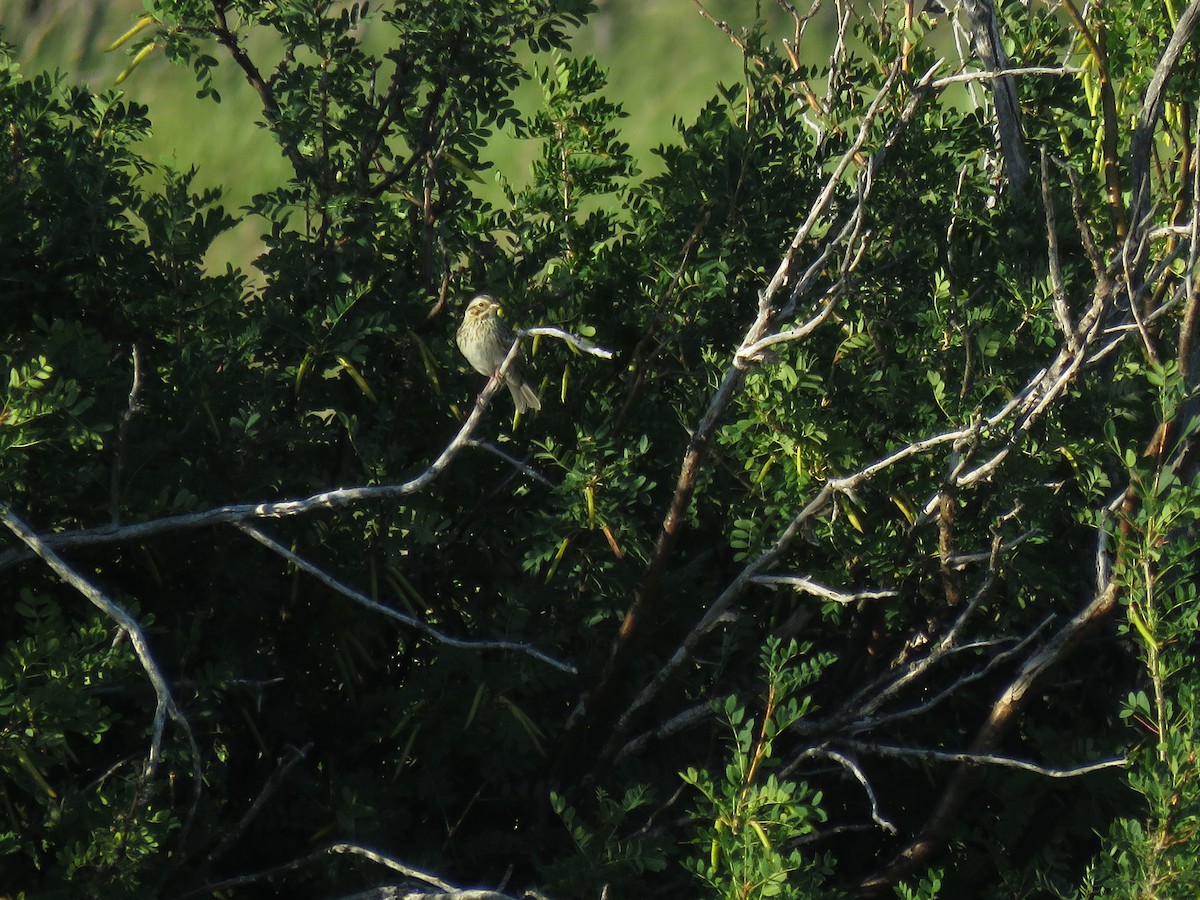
[{"xmin": 456, "ymin": 294, "xmax": 542, "ymax": 413}]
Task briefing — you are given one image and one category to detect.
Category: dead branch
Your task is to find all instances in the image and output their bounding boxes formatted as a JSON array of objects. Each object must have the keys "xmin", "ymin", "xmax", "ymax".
[
  {"xmin": 820, "ymin": 747, "xmax": 898, "ymax": 833},
  {"xmin": 1126, "ymin": 0, "xmax": 1200, "ymax": 250},
  {"xmin": 929, "ymin": 64, "xmax": 1082, "ymax": 89},
  {"xmin": 463, "ymin": 440, "xmax": 554, "ymax": 487},
  {"xmin": 0, "ymin": 327, "xmax": 609, "ymax": 573},
  {"xmin": 172, "ymin": 841, "xmax": 484, "ymax": 900},
  {"xmin": 958, "ymin": 0, "xmax": 1030, "ymax": 191},
  {"xmin": 859, "ymin": 490, "xmax": 1128, "ymax": 893},
  {"xmin": 109, "ymin": 344, "xmax": 143, "ymax": 525},
  {"xmin": 839, "ymin": 739, "xmax": 1126, "ymax": 778},
  {"xmin": 613, "ymin": 702, "xmax": 714, "ymax": 767},
  {"xmin": 750, "ymin": 575, "xmax": 898, "ymax": 604},
  {"xmin": 237, "ymin": 523, "xmax": 576, "ymax": 673},
  {"xmin": 1041, "ymin": 148, "xmax": 1078, "ymax": 353},
  {"xmin": 202, "ymin": 742, "xmax": 313, "ymax": 868},
  {"xmin": 0, "ymin": 504, "xmax": 202, "ymax": 812},
  {"xmin": 558, "ymin": 62, "xmax": 932, "ymax": 784}
]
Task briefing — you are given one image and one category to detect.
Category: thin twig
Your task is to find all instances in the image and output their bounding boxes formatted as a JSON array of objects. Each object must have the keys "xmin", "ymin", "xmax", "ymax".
[
  {"xmin": 464, "ymin": 440, "xmax": 554, "ymax": 487},
  {"xmin": 109, "ymin": 344, "xmax": 143, "ymax": 525},
  {"xmin": 0, "ymin": 327, "xmax": 609, "ymax": 572},
  {"xmin": 929, "ymin": 65, "xmax": 1081, "ymax": 89},
  {"xmin": 0, "ymin": 505, "xmax": 202, "ymax": 810},
  {"xmin": 237, "ymin": 523, "xmax": 576, "ymax": 674},
  {"xmin": 750, "ymin": 576, "xmax": 898, "ymax": 604},
  {"xmin": 172, "ymin": 841, "xmax": 463, "ymax": 900},
  {"xmin": 203, "ymin": 742, "xmax": 314, "ymax": 867},
  {"xmin": 840, "ymin": 739, "xmax": 1126, "ymax": 778},
  {"xmin": 822, "ymin": 748, "xmax": 898, "ymax": 833}
]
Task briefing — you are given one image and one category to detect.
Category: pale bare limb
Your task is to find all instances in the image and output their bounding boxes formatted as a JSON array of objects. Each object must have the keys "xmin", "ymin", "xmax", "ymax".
[
  {"xmin": 750, "ymin": 575, "xmax": 898, "ymax": 604},
  {"xmin": 841, "ymin": 616, "xmax": 1054, "ymax": 735},
  {"xmin": 606, "ymin": 207, "xmax": 1148, "ymax": 770},
  {"xmin": 561, "ymin": 65, "xmax": 913, "ymax": 775},
  {"xmin": 845, "ymin": 520, "xmax": 1012, "ymax": 723},
  {"xmin": 1125, "ymin": 0, "xmax": 1200, "ymax": 246},
  {"xmin": 0, "ymin": 504, "xmax": 201, "ymax": 795},
  {"xmin": 929, "ymin": 64, "xmax": 1082, "ymax": 89},
  {"xmin": 203, "ymin": 742, "xmax": 314, "ymax": 867},
  {"xmin": 820, "ymin": 748, "xmax": 898, "ymax": 833},
  {"xmin": 840, "ymin": 739, "xmax": 1126, "ymax": 777},
  {"xmin": 236, "ymin": 523, "xmax": 577, "ymax": 674},
  {"xmin": 521, "ymin": 326, "xmax": 614, "ymax": 359},
  {"xmin": 959, "ymin": 0, "xmax": 1031, "ymax": 191},
  {"xmin": 0, "ymin": 326, "xmax": 608, "ymax": 572},
  {"xmin": 172, "ymin": 841, "xmax": 473, "ymax": 900},
  {"xmin": 614, "ymin": 702, "xmax": 714, "ymax": 766},
  {"xmin": 1041, "ymin": 147, "xmax": 1078, "ymax": 352},
  {"xmin": 0, "ymin": 392, "xmax": 496, "ymax": 568},
  {"xmin": 861, "ymin": 493, "xmax": 1129, "ymax": 892}
]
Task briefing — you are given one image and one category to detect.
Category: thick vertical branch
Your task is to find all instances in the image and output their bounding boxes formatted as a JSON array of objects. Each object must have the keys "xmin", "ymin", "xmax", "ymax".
[
  {"xmin": 937, "ymin": 492, "xmax": 963, "ymax": 606},
  {"xmin": 961, "ymin": 0, "xmax": 1030, "ymax": 192},
  {"xmin": 553, "ymin": 66, "xmax": 915, "ymax": 785},
  {"xmin": 1126, "ymin": 0, "xmax": 1200, "ymax": 255},
  {"xmin": 859, "ymin": 11, "xmax": 1200, "ymax": 889}
]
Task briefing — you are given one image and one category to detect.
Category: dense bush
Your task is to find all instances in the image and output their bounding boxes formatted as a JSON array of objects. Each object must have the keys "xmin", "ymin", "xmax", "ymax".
[{"xmin": 2, "ymin": 1, "xmax": 1199, "ymax": 897}]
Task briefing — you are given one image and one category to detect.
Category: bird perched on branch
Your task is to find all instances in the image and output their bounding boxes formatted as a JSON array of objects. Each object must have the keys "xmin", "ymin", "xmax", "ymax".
[{"xmin": 456, "ymin": 294, "xmax": 542, "ymax": 414}]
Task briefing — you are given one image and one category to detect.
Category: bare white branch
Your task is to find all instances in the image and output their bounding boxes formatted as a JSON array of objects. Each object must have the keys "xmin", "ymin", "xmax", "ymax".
[
  {"xmin": 464, "ymin": 439, "xmax": 554, "ymax": 487},
  {"xmin": 236, "ymin": 523, "xmax": 577, "ymax": 674},
  {"xmin": 839, "ymin": 739, "xmax": 1126, "ymax": 778},
  {"xmin": 821, "ymin": 748, "xmax": 898, "ymax": 833},
  {"xmin": 0, "ymin": 504, "xmax": 201, "ymax": 788},
  {"xmin": 736, "ymin": 293, "xmax": 839, "ymax": 361},
  {"xmin": 615, "ymin": 701, "xmax": 714, "ymax": 766},
  {"xmin": 0, "ymin": 323, "xmax": 609, "ymax": 574},
  {"xmin": 844, "ymin": 616, "xmax": 1054, "ymax": 734},
  {"xmin": 930, "ymin": 65, "xmax": 1082, "ymax": 89},
  {"xmin": 751, "ymin": 575, "xmax": 898, "ymax": 604},
  {"xmin": 521, "ymin": 325, "xmax": 614, "ymax": 359},
  {"xmin": 1041, "ymin": 146, "xmax": 1078, "ymax": 353},
  {"xmin": 174, "ymin": 842, "xmax": 489, "ymax": 900}
]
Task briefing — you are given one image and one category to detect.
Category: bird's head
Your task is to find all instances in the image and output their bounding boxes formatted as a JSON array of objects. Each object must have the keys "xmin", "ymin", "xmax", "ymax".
[{"xmin": 465, "ymin": 295, "xmax": 500, "ymax": 319}]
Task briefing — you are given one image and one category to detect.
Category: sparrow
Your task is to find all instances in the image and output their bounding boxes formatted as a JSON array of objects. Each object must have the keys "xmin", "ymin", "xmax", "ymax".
[{"xmin": 456, "ymin": 294, "xmax": 542, "ymax": 413}]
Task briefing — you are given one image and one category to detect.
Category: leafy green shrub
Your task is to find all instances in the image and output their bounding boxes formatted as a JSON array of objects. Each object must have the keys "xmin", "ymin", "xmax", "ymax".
[{"xmin": 2, "ymin": 0, "xmax": 1199, "ymax": 896}]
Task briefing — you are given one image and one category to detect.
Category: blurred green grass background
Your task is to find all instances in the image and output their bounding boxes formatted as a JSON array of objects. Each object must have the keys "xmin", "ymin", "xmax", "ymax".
[{"xmin": 1, "ymin": 0, "xmax": 807, "ymax": 272}]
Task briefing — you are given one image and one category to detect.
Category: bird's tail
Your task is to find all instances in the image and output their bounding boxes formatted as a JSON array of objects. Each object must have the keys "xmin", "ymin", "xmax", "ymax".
[{"xmin": 508, "ymin": 379, "xmax": 542, "ymax": 413}]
